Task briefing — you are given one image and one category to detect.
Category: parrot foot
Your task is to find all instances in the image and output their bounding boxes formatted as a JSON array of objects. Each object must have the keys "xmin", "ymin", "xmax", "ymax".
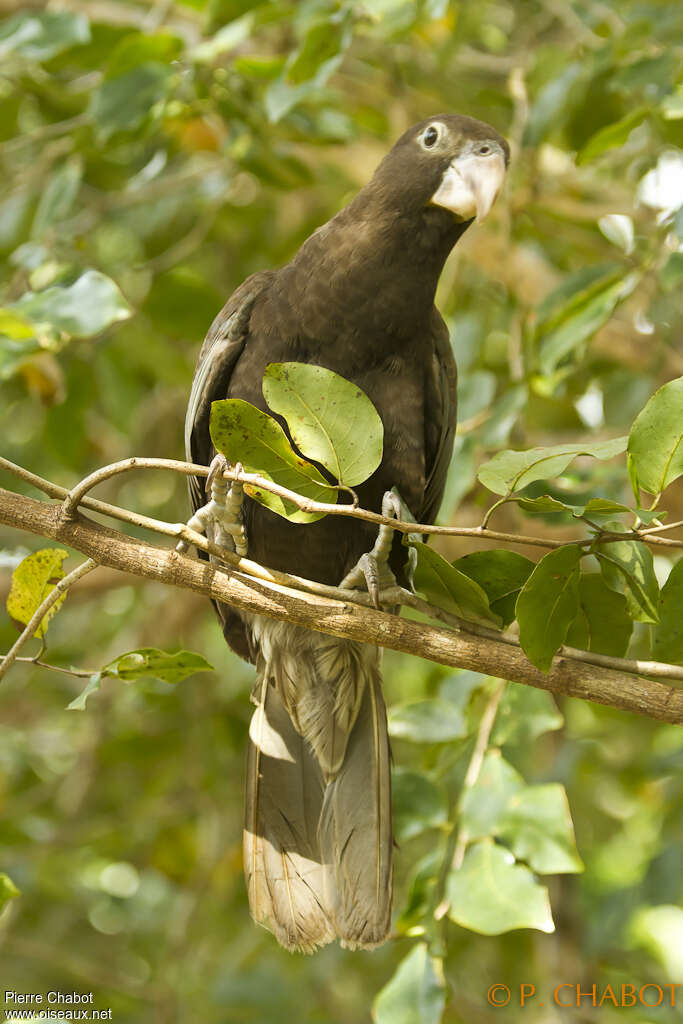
[
  {"xmin": 177, "ymin": 454, "xmax": 248, "ymax": 557},
  {"xmin": 339, "ymin": 491, "xmax": 402, "ymax": 609}
]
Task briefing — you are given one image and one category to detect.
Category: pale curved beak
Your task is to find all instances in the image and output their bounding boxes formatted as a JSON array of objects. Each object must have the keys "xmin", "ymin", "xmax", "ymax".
[{"xmin": 430, "ymin": 150, "xmax": 506, "ymax": 222}]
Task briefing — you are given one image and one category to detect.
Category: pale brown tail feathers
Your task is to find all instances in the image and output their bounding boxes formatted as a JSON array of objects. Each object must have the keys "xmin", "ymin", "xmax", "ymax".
[{"xmin": 243, "ymin": 617, "xmax": 392, "ymax": 952}]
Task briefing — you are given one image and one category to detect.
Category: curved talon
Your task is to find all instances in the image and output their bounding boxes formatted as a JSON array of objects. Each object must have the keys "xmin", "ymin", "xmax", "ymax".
[
  {"xmin": 339, "ymin": 490, "xmax": 401, "ymax": 608},
  {"xmin": 176, "ymin": 453, "xmax": 248, "ymax": 558}
]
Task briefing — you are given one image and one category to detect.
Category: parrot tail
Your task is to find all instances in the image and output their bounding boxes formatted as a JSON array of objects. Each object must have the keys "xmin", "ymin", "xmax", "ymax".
[{"xmin": 243, "ymin": 617, "xmax": 393, "ymax": 952}]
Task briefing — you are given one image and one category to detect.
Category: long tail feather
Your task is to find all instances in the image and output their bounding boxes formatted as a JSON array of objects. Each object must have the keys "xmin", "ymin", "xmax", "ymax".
[{"xmin": 243, "ymin": 617, "xmax": 392, "ymax": 951}]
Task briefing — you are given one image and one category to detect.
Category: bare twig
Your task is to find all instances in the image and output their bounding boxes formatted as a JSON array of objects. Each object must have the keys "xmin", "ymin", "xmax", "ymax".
[{"xmin": 0, "ymin": 558, "xmax": 97, "ymax": 683}]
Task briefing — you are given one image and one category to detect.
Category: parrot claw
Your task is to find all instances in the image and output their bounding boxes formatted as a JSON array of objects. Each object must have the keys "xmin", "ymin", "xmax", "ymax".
[
  {"xmin": 177, "ymin": 454, "xmax": 248, "ymax": 557},
  {"xmin": 339, "ymin": 491, "xmax": 401, "ymax": 608}
]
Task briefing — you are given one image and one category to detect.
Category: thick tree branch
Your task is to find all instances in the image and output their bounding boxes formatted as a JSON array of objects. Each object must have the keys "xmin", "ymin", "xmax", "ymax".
[{"xmin": 1, "ymin": 487, "xmax": 681, "ymax": 725}]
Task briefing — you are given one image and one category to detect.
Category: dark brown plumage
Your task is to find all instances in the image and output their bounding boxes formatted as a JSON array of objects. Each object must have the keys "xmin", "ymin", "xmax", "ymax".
[{"xmin": 186, "ymin": 114, "xmax": 509, "ymax": 951}]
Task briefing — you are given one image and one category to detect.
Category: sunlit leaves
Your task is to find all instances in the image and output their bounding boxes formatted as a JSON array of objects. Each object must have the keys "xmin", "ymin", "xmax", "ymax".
[
  {"xmin": 388, "ymin": 699, "xmax": 467, "ymax": 743},
  {"xmin": 627, "ymin": 376, "xmax": 683, "ymax": 497},
  {"xmin": 10, "ymin": 271, "xmax": 132, "ymax": 341},
  {"xmin": 652, "ymin": 560, "xmax": 683, "ymax": 664},
  {"xmin": 491, "ymin": 685, "xmax": 563, "ymax": 746},
  {"xmin": 460, "ymin": 750, "xmax": 524, "ymax": 840},
  {"xmin": 515, "ymin": 545, "xmax": 584, "ymax": 671},
  {"xmin": 262, "ymin": 362, "xmax": 383, "ymax": 485},
  {"xmin": 446, "ymin": 841, "xmax": 554, "ymax": 935},
  {"xmin": 373, "ymin": 943, "xmax": 446, "ymax": 1024},
  {"xmin": 498, "ymin": 785, "xmax": 584, "ymax": 874},
  {"xmin": 210, "ymin": 398, "xmax": 333, "ymax": 522},
  {"xmin": 535, "ymin": 269, "xmax": 636, "ymax": 375},
  {"xmin": 6, "ymin": 548, "xmax": 69, "ymax": 638},
  {"xmin": 576, "ymin": 106, "xmax": 650, "ymax": 164},
  {"xmin": 0, "ymin": 873, "xmax": 20, "ymax": 911},
  {"xmin": 0, "ymin": 10, "xmax": 89, "ymax": 61},
  {"xmin": 478, "ymin": 438, "xmax": 626, "ymax": 496}
]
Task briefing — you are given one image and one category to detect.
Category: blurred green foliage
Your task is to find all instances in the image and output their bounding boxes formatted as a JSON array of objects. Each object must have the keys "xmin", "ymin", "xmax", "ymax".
[{"xmin": 1, "ymin": 1, "xmax": 682, "ymax": 1021}]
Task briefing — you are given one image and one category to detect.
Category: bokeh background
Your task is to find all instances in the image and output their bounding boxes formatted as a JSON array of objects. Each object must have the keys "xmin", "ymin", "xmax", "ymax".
[{"xmin": 1, "ymin": 1, "xmax": 682, "ymax": 1021}]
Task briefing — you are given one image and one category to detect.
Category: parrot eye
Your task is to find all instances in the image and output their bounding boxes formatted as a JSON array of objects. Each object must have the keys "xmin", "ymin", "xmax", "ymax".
[
  {"xmin": 421, "ymin": 124, "xmax": 441, "ymax": 149},
  {"xmin": 478, "ymin": 143, "xmax": 493, "ymax": 155}
]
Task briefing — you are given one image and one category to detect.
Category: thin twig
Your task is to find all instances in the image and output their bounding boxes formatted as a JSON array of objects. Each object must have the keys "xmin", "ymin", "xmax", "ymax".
[{"xmin": 0, "ymin": 559, "xmax": 97, "ymax": 683}]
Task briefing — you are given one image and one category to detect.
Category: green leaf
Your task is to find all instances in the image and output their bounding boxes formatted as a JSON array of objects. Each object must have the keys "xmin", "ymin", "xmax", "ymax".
[
  {"xmin": 492, "ymin": 684, "xmax": 563, "ymax": 746},
  {"xmin": 627, "ymin": 376, "xmax": 683, "ymax": 497},
  {"xmin": 576, "ymin": 106, "xmax": 650, "ymax": 164},
  {"xmin": 596, "ymin": 538, "xmax": 660, "ymax": 624},
  {"xmin": 652, "ymin": 560, "xmax": 683, "ymax": 664},
  {"xmin": 0, "ymin": 10, "xmax": 89, "ymax": 61},
  {"xmin": 67, "ymin": 673, "xmax": 102, "ymax": 711},
  {"xmin": 89, "ymin": 64, "xmax": 173, "ymax": 142},
  {"xmin": 102, "ymin": 648, "xmax": 214, "ymax": 685},
  {"xmin": 191, "ymin": 13, "xmax": 255, "ymax": 62},
  {"xmin": 373, "ymin": 943, "xmax": 446, "ymax": 1024},
  {"xmin": 565, "ymin": 572, "xmax": 633, "ymax": 657},
  {"xmin": 262, "ymin": 362, "xmax": 383, "ymax": 486},
  {"xmin": 106, "ymin": 31, "xmax": 182, "ymax": 78},
  {"xmin": 536, "ymin": 272, "xmax": 635, "ymax": 374},
  {"xmin": 478, "ymin": 437, "xmax": 627, "ymax": 496},
  {"xmin": 286, "ymin": 18, "xmax": 350, "ymax": 86},
  {"xmin": 498, "ymin": 785, "xmax": 584, "ymax": 874},
  {"xmin": 210, "ymin": 398, "xmax": 334, "ymax": 523},
  {"xmin": 446, "ymin": 841, "xmax": 554, "ymax": 935},
  {"xmin": 388, "ymin": 699, "xmax": 467, "ymax": 743},
  {"xmin": 392, "ymin": 768, "xmax": 448, "ymax": 842},
  {"xmin": 10, "ymin": 270, "xmax": 132, "ymax": 339},
  {"xmin": 460, "ymin": 750, "xmax": 524, "ymax": 840},
  {"xmin": 31, "ymin": 157, "xmax": 82, "ymax": 238},
  {"xmin": 453, "ymin": 550, "xmax": 535, "ymax": 627},
  {"xmin": 516, "ymin": 545, "xmax": 584, "ymax": 672},
  {"xmin": 6, "ymin": 548, "xmax": 69, "ymax": 638},
  {"xmin": 457, "ymin": 369, "xmax": 496, "ymax": 422},
  {"xmin": 0, "ymin": 873, "xmax": 20, "ymax": 910},
  {"xmin": 0, "ymin": 309, "xmax": 34, "ymax": 340},
  {"xmin": 411, "ymin": 542, "xmax": 500, "ymax": 626}
]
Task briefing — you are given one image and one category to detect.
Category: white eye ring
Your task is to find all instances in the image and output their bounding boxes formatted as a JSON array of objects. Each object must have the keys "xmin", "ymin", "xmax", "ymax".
[{"xmin": 420, "ymin": 123, "xmax": 443, "ymax": 150}]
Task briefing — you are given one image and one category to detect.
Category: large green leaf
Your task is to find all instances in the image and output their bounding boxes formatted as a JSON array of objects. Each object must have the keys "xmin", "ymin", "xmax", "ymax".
[
  {"xmin": 392, "ymin": 768, "xmax": 448, "ymax": 842},
  {"xmin": 565, "ymin": 572, "xmax": 633, "ymax": 656},
  {"xmin": 286, "ymin": 17, "xmax": 351, "ymax": 86},
  {"xmin": 478, "ymin": 437, "xmax": 627, "ymax": 496},
  {"xmin": 491, "ymin": 685, "xmax": 563, "ymax": 746},
  {"xmin": 498, "ymin": 785, "xmax": 584, "ymax": 874},
  {"xmin": 10, "ymin": 271, "xmax": 132, "ymax": 339},
  {"xmin": 388, "ymin": 699, "xmax": 467, "ymax": 743},
  {"xmin": 411, "ymin": 542, "xmax": 500, "ymax": 626},
  {"xmin": 515, "ymin": 546, "xmax": 584, "ymax": 671},
  {"xmin": 446, "ymin": 841, "xmax": 554, "ymax": 935},
  {"xmin": 373, "ymin": 943, "xmax": 446, "ymax": 1024},
  {"xmin": 460, "ymin": 750, "xmax": 524, "ymax": 840},
  {"xmin": 0, "ymin": 10, "xmax": 89, "ymax": 61},
  {"xmin": 210, "ymin": 398, "xmax": 334, "ymax": 523},
  {"xmin": 536, "ymin": 271, "xmax": 635, "ymax": 375},
  {"xmin": 31, "ymin": 158, "xmax": 82, "ymax": 238},
  {"xmin": 596, "ymin": 538, "xmax": 660, "ymax": 624},
  {"xmin": 576, "ymin": 106, "xmax": 650, "ymax": 164},
  {"xmin": 453, "ymin": 550, "xmax": 535, "ymax": 627},
  {"xmin": 652, "ymin": 559, "xmax": 683, "ymax": 664},
  {"xmin": 627, "ymin": 376, "xmax": 683, "ymax": 497},
  {"xmin": 89, "ymin": 64, "xmax": 174, "ymax": 142},
  {"xmin": 6, "ymin": 548, "xmax": 69, "ymax": 638},
  {"xmin": 262, "ymin": 362, "xmax": 383, "ymax": 486}
]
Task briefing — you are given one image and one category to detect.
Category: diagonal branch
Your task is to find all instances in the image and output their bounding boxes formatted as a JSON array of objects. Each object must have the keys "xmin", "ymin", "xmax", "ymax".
[{"xmin": 1, "ymin": 486, "xmax": 682, "ymax": 725}]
